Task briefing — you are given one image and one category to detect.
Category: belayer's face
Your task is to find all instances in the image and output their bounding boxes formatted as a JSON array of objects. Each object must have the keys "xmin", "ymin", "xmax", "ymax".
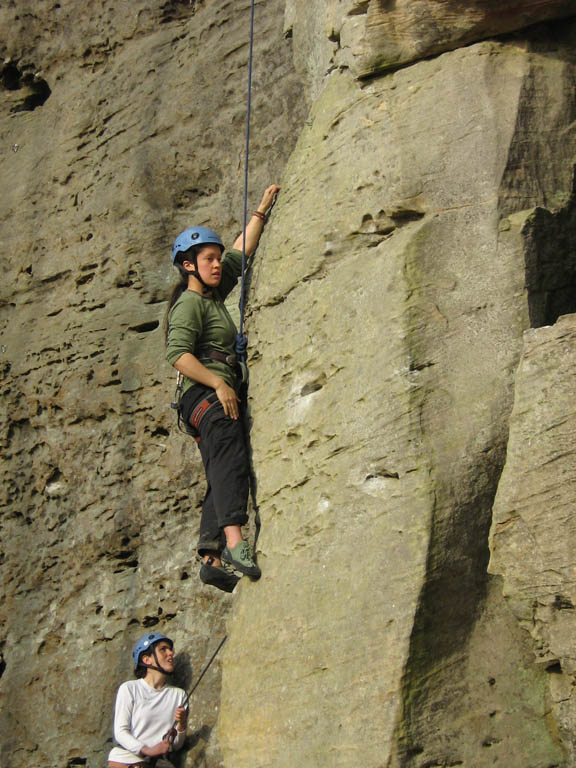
[
  {"xmin": 195, "ymin": 244, "xmax": 223, "ymax": 288},
  {"xmin": 143, "ymin": 640, "xmax": 175, "ymax": 672}
]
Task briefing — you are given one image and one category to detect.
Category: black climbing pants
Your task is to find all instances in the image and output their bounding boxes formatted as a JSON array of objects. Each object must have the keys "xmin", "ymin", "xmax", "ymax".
[{"xmin": 182, "ymin": 386, "xmax": 250, "ymax": 554}]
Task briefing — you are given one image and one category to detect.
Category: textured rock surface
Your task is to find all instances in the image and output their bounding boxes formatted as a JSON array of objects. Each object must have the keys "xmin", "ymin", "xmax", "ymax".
[
  {"xmin": 221, "ymin": 19, "xmax": 576, "ymax": 768},
  {"xmin": 284, "ymin": 0, "xmax": 576, "ymax": 82},
  {"xmin": 358, "ymin": 0, "xmax": 576, "ymax": 76},
  {"xmin": 2, "ymin": 2, "xmax": 576, "ymax": 768},
  {"xmin": 0, "ymin": 2, "xmax": 305, "ymax": 766},
  {"xmin": 490, "ymin": 313, "xmax": 576, "ymax": 763}
]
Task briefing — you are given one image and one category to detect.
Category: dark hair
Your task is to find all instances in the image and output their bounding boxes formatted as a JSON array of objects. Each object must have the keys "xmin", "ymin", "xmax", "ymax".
[
  {"xmin": 134, "ymin": 647, "xmax": 153, "ymax": 678},
  {"xmin": 164, "ymin": 247, "xmax": 198, "ymax": 342}
]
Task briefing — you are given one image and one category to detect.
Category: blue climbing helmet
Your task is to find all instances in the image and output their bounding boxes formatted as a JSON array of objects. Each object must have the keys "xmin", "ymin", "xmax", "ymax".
[
  {"xmin": 132, "ymin": 632, "xmax": 173, "ymax": 668},
  {"xmin": 171, "ymin": 226, "xmax": 223, "ymax": 263}
]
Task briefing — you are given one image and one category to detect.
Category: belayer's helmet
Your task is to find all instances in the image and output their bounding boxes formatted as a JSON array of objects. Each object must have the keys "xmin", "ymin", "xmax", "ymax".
[
  {"xmin": 132, "ymin": 632, "xmax": 173, "ymax": 668},
  {"xmin": 172, "ymin": 226, "xmax": 223, "ymax": 263}
]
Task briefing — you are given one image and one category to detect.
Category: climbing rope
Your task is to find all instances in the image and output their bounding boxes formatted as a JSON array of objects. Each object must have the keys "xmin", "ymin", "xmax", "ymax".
[
  {"xmin": 163, "ymin": 635, "xmax": 227, "ymax": 744},
  {"xmin": 235, "ymin": 0, "xmax": 256, "ymax": 363}
]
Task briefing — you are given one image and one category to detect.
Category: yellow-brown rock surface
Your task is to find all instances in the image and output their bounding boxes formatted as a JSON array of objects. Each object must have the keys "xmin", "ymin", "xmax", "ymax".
[
  {"xmin": 490, "ymin": 313, "xmax": 576, "ymax": 764},
  {"xmin": 0, "ymin": 2, "xmax": 305, "ymax": 766},
  {"xmin": 1, "ymin": 3, "xmax": 576, "ymax": 767}
]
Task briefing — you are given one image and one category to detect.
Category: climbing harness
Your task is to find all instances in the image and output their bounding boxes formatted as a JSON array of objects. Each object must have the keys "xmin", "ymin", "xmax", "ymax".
[
  {"xmin": 171, "ymin": 373, "xmax": 201, "ymax": 439},
  {"xmin": 171, "ymin": 374, "xmax": 216, "ymax": 441},
  {"xmin": 199, "ymin": 349, "xmax": 238, "ymax": 367},
  {"xmin": 170, "ymin": 372, "xmax": 184, "ymax": 412},
  {"xmin": 188, "ymin": 392, "xmax": 219, "ymax": 442},
  {"xmin": 171, "ymin": 356, "xmax": 239, "ymax": 441},
  {"xmin": 170, "ymin": 372, "xmax": 190, "ymax": 435},
  {"xmin": 162, "ymin": 636, "xmax": 228, "ymax": 744}
]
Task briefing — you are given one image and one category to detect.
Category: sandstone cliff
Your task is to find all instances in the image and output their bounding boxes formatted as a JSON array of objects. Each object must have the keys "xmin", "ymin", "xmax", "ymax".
[{"xmin": 1, "ymin": 2, "xmax": 576, "ymax": 767}]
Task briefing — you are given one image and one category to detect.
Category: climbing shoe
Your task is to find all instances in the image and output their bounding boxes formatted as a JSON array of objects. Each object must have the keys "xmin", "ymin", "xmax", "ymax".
[
  {"xmin": 222, "ymin": 541, "xmax": 261, "ymax": 579},
  {"xmin": 200, "ymin": 558, "xmax": 240, "ymax": 593}
]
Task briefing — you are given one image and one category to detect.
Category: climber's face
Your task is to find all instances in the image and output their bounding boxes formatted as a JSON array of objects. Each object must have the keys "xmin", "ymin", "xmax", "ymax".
[{"xmin": 194, "ymin": 244, "xmax": 223, "ymax": 288}]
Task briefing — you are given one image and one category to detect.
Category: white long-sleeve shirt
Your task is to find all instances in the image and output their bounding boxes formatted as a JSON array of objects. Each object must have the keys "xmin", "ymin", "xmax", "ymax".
[{"xmin": 108, "ymin": 678, "xmax": 187, "ymax": 764}]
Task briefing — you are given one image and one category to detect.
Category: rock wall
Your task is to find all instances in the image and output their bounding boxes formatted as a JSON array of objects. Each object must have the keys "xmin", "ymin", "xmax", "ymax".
[
  {"xmin": 223, "ymin": 4, "xmax": 576, "ymax": 768},
  {"xmin": 1, "ymin": 2, "xmax": 576, "ymax": 768},
  {"xmin": 490, "ymin": 313, "xmax": 576, "ymax": 764},
  {"xmin": 0, "ymin": 2, "xmax": 306, "ymax": 766}
]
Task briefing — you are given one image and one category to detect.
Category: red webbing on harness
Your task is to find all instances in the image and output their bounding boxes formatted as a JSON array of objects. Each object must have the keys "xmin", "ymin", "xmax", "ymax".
[{"xmin": 189, "ymin": 396, "xmax": 218, "ymax": 441}]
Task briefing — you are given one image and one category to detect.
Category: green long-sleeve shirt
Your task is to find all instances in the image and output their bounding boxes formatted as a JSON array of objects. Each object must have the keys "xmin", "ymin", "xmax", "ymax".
[{"xmin": 166, "ymin": 248, "xmax": 243, "ymax": 391}]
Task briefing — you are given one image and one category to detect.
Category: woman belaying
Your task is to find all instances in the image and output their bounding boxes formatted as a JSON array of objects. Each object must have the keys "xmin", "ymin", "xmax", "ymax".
[
  {"xmin": 165, "ymin": 184, "xmax": 280, "ymax": 592},
  {"xmin": 107, "ymin": 633, "xmax": 188, "ymax": 766}
]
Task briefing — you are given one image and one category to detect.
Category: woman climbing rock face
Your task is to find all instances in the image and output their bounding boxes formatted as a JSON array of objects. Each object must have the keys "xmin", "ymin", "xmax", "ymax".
[{"xmin": 165, "ymin": 184, "xmax": 280, "ymax": 592}]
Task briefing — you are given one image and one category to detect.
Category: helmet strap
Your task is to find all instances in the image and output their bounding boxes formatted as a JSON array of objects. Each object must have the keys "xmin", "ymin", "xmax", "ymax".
[
  {"xmin": 187, "ymin": 255, "xmax": 212, "ymax": 295},
  {"xmin": 140, "ymin": 647, "xmax": 173, "ymax": 676},
  {"xmin": 152, "ymin": 646, "xmax": 173, "ymax": 675},
  {"xmin": 182, "ymin": 252, "xmax": 212, "ymax": 295}
]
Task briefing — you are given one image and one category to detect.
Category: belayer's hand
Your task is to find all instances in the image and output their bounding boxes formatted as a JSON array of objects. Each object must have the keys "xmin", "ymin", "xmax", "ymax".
[
  {"xmin": 141, "ymin": 739, "xmax": 171, "ymax": 757},
  {"xmin": 175, "ymin": 705, "xmax": 188, "ymax": 731},
  {"xmin": 215, "ymin": 380, "xmax": 240, "ymax": 420}
]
